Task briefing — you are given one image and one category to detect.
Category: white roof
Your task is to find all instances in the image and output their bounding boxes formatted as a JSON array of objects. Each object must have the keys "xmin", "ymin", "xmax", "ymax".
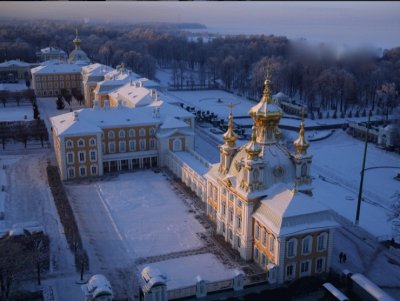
[
  {"xmin": 160, "ymin": 117, "xmax": 189, "ymax": 129},
  {"xmin": 351, "ymin": 274, "xmax": 395, "ymax": 301},
  {"xmin": 173, "ymin": 151, "xmax": 209, "ymax": 176},
  {"xmin": 82, "ymin": 63, "xmax": 114, "ymax": 77},
  {"xmin": 322, "ymin": 283, "xmax": 349, "ymax": 301},
  {"xmin": 31, "ymin": 62, "xmax": 81, "ymax": 75},
  {"xmin": 51, "ymin": 101, "xmax": 192, "ymax": 137},
  {"xmin": 40, "ymin": 47, "xmax": 66, "ymax": 55},
  {"xmin": 141, "ymin": 266, "xmax": 166, "ymax": 293},
  {"xmin": 109, "ymin": 84, "xmax": 153, "ymax": 108},
  {"xmin": 82, "ymin": 274, "xmax": 113, "ymax": 298},
  {"xmin": 253, "ymin": 183, "xmax": 337, "ymax": 236},
  {"xmin": 0, "ymin": 60, "xmax": 30, "ymax": 68}
]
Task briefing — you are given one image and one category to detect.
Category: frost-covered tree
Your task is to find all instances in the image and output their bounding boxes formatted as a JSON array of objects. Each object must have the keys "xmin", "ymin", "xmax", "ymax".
[{"xmin": 388, "ymin": 191, "xmax": 400, "ymax": 241}]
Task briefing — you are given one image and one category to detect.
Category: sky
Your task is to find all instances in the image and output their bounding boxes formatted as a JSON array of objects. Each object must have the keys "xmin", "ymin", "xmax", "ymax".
[{"xmin": 1, "ymin": 1, "xmax": 399, "ymax": 49}]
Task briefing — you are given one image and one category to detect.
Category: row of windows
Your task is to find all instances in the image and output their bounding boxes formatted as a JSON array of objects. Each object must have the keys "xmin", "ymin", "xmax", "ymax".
[
  {"xmin": 66, "ymin": 138, "xmax": 96, "ymax": 148},
  {"xmin": 36, "ymin": 81, "xmax": 81, "ymax": 89},
  {"xmin": 286, "ymin": 233, "xmax": 328, "ymax": 258},
  {"xmin": 221, "ymin": 224, "xmax": 241, "ymax": 249},
  {"xmin": 66, "ymin": 150, "xmax": 97, "ymax": 164},
  {"xmin": 221, "ymin": 188, "xmax": 242, "ymax": 207},
  {"xmin": 285, "ymin": 257, "xmax": 326, "ymax": 280},
  {"xmin": 68, "ymin": 164, "xmax": 98, "ymax": 178},
  {"xmin": 104, "ymin": 139, "xmax": 156, "ymax": 153},
  {"xmin": 36, "ymin": 74, "xmax": 78, "ymax": 81},
  {"xmin": 254, "ymin": 224, "xmax": 275, "ymax": 254},
  {"xmin": 106, "ymin": 127, "xmax": 156, "ymax": 140}
]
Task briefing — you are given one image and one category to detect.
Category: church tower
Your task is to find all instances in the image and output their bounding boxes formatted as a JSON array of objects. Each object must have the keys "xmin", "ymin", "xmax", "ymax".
[
  {"xmin": 219, "ymin": 106, "xmax": 238, "ymax": 175},
  {"xmin": 293, "ymin": 114, "xmax": 313, "ymax": 191},
  {"xmin": 249, "ymin": 79, "xmax": 283, "ymax": 148},
  {"xmin": 240, "ymin": 126, "xmax": 264, "ymax": 192}
]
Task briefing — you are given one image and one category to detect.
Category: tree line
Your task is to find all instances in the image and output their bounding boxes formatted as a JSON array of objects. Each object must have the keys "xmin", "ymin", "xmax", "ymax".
[{"xmin": 0, "ymin": 19, "xmax": 399, "ymax": 113}]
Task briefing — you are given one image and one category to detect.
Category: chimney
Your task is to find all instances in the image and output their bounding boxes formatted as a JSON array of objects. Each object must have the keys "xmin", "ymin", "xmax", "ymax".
[{"xmin": 73, "ymin": 111, "xmax": 79, "ymax": 121}]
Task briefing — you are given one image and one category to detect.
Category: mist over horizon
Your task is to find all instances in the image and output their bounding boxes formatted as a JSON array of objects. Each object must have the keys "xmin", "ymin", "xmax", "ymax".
[{"xmin": 0, "ymin": 1, "xmax": 399, "ymax": 50}]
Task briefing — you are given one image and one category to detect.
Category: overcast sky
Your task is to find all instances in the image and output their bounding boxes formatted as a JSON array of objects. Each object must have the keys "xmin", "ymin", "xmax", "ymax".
[{"xmin": 1, "ymin": 1, "xmax": 399, "ymax": 49}]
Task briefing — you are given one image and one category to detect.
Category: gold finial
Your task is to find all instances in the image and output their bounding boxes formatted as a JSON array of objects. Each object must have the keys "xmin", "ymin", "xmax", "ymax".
[
  {"xmin": 223, "ymin": 102, "xmax": 237, "ymax": 146},
  {"xmin": 73, "ymin": 28, "xmax": 81, "ymax": 49},
  {"xmin": 262, "ymin": 79, "xmax": 272, "ymax": 103},
  {"xmin": 245, "ymin": 126, "xmax": 261, "ymax": 159},
  {"xmin": 294, "ymin": 109, "xmax": 309, "ymax": 155},
  {"xmin": 75, "ymin": 28, "xmax": 79, "ymax": 38}
]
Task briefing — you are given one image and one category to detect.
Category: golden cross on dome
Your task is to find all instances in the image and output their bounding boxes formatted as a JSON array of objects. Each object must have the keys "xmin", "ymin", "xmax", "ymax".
[{"xmin": 228, "ymin": 102, "xmax": 234, "ymax": 113}]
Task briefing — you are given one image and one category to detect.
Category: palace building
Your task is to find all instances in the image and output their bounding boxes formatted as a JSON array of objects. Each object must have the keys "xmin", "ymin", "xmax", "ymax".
[
  {"xmin": 50, "ymin": 97, "xmax": 194, "ymax": 181},
  {"xmin": 31, "ymin": 30, "xmax": 90, "ymax": 97},
  {"xmin": 204, "ymin": 80, "xmax": 337, "ymax": 283},
  {"xmin": 50, "ymin": 77, "xmax": 337, "ymax": 285},
  {"xmin": 36, "ymin": 47, "xmax": 67, "ymax": 62}
]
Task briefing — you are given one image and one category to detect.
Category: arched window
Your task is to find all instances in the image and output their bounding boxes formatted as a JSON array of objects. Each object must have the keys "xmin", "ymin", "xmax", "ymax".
[
  {"xmin": 301, "ymin": 163, "xmax": 307, "ymax": 177},
  {"xmin": 119, "ymin": 129, "xmax": 126, "ymax": 138},
  {"xmin": 128, "ymin": 128, "xmax": 135, "ymax": 138},
  {"xmin": 89, "ymin": 138, "xmax": 96, "ymax": 146},
  {"xmin": 66, "ymin": 139, "xmax": 73, "ymax": 148},
  {"xmin": 173, "ymin": 138, "xmax": 182, "ymax": 152},
  {"xmin": 108, "ymin": 130, "xmax": 115, "ymax": 139},
  {"xmin": 302, "ymin": 235, "xmax": 313, "ymax": 255},
  {"xmin": 317, "ymin": 232, "xmax": 328, "ymax": 252},
  {"xmin": 149, "ymin": 127, "xmax": 156, "ymax": 136},
  {"xmin": 78, "ymin": 138, "xmax": 85, "ymax": 147},
  {"xmin": 140, "ymin": 139, "xmax": 146, "ymax": 151},
  {"xmin": 286, "ymin": 238, "xmax": 298, "ymax": 258},
  {"xmin": 139, "ymin": 128, "xmax": 146, "ymax": 137},
  {"xmin": 129, "ymin": 140, "xmax": 136, "ymax": 151}
]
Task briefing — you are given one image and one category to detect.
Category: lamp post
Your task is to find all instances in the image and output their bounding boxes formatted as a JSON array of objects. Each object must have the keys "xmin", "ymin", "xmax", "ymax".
[{"xmin": 355, "ymin": 112, "xmax": 371, "ymax": 225}]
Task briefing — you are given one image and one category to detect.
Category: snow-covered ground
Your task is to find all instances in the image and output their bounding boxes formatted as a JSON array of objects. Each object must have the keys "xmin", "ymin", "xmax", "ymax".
[
  {"xmin": 0, "ymin": 80, "xmax": 29, "ymax": 91},
  {"xmin": 0, "ymin": 105, "xmax": 33, "ymax": 121},
  {"xmin": 65, "ymin": 171, "xmax": 242, "ymax": 299}
]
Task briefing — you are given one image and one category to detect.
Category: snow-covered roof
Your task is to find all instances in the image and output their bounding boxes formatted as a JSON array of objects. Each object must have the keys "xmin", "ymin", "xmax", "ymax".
[
  {"xmin": 253, "ymin": 183, "xmax": 338, "ymax": 236},
  {"xmin": 81, "ymin": 274, "xmax": 113, "ymax": 298},
  {"xmin": 51, "ymin": 101, "xmax": 192, "ymax": 138},
  {"xmin": 173, "ymin": 151, "xmax": 209, "ymax": 176},
  {"xmin": 351, "ymin": 273, "xmax": 395, "ymax": 301},
  {"xmin": 31, "ymin": 62, "xmax": 82, "ymax": 75},
  {"xmin": 68, "ymin": 48, "xmax": 90, "ymax": 65},
  {"xmin": 109, "ymin": 85, "xmax": 154, "ymax": 108},
  {"xmin": 272, "ymin": 92, "xmax": 289, "ymax": 100},
  {"xmin": 82, "ymin": 63, "xmax": 114, "ymax": 77},
  {"xmin": 160, "ymin": 117, "xmax": 189, "ymax": 130},
  {"xmin": 40, "ymin": 47, "xmax": 66, "ymax": 55},
  {"xmin": 0, "ymin": 60, "xmax": 30, "ymax": 68}
]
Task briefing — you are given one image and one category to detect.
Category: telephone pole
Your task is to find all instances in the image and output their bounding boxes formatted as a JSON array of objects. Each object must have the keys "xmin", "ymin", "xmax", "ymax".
[{"xmin": 355, "ymin": 112, "xmax": 371, "ymax": 225}]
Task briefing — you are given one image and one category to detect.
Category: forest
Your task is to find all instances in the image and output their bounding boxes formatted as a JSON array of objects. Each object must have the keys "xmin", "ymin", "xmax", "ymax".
[{"xmin": 0, "ymin": 19, "xmax": 399, "ymax": 114}]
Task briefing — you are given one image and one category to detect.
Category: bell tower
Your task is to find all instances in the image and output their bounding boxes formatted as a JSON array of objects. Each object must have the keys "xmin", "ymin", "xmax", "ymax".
[
  {"xmin": 219, "ymin": 104, "xmax": 238, "ymax": 175},
  {"xmin": 240, "ymin": 126, "xmax": 264, "ymax": 192},
  {"xmin": 293, "ymin": 113, "xmax": 313, "ymax": 191}
]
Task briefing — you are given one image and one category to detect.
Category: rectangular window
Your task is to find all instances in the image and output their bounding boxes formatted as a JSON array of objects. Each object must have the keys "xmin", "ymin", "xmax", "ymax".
[
  {"xmin": 79, "ymin": 166, "xmax": 86, "ymax": 177},
  {"xmin": 109, "ymin": 142, "xmax": 115, "ymax": 153},
  {"xmin": 269, "ymin": 236, "xmax": 275, "ymax": 253},
  {"xmin": 90, "ymin": 151, "xmax": 96, "ymax": 161},
  {"xmin": 91, "ymin": 165, "xmax": 97, "ymax": 175},
  {"xmin": 262, "ymin": 230, "xmax": 267, "ymax": 246},
  {"xmin": 79, "ymin": 152, "xmax": 85, "ymax": 163},
  {"xmin": 129, "ymin": 140, "xmax": 136, "ymax": 151},
  {"xmin": 254, "ymin": 247, "xmax": 259, "ymax": 261},
  {"xmin": 140, "ymin": 139, "xmax": 146, "ymax": 151},
  {"xmin": 68, "ymin": 168, "xmax": 75, "ymax": 178},
  {"xmin": 119, "ymin": 141, "xmax": 126, "ymax": 152},
  {"xmin": 287, "ymin": 241, "xmax": 295, "ymax": 257},
  {"xmin": 221, "ymin": 202, "xmax": 226, "ymax": 215},
  {"xmin": 302, "ymin": 237, "xmax": 311, "ymax": 254},
  {"xmin": 60, "ymin": 82, "xmax": 64, "ymax": 88},
  {"xmin": 222, "ymin": 222, "xmax": 226, "ymax": 233},
  {"xmin": 229, "ymin": 208, "xmax": 233, "ymax": 223},
  {"xmin": 300, "ymin": 261, "xmax": 311, "ymax": 276},
  {"xmin": 317, "ymin": 234, "xmax": 327, "ymax": 251},
  {"xmin": 255, "ymin": 224, "xmax": 260, "ymax": 240},
  {"xmin": 236, "ymin": 216, "xmax": 241, "ymax": 230},
  {"xmin": 286, "ymin": 264, "xmax": 294, "ymax": 278},
  {"xmin": 316, "ymin": 257, "xmax": 325, "ymax": 273},
  {"xmin": 67, "ymin": 153, "xmax": 74, "ymax": 164}
]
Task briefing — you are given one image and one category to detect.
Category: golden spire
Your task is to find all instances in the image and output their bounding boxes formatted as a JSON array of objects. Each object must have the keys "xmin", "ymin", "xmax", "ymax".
[
  {"xmin": 245, "ymin": 126, "xmax": 261, "ymax": 160},
  {"xmin": 73, "ymin": 28, "xmax": 81, "ymax": 49},
  {"xmin": 223, "ymin": 103, "xmax": 237, "ymax": 147},
  {"xmin": 261, "ymin": 79, "xmax": 272, "ymax": 104},
  {"xmin": 293, "ymin": 110, "xmax": 309, "ymax": 155}
]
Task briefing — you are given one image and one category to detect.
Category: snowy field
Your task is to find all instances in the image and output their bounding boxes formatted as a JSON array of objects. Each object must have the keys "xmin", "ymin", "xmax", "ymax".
[
  {"xmin": 0, "ymin": 105, "xmax": 33, "ymax": 121},
  {"xmin": 96, "ymin": 171, "xmax": 205, "ymax": 258}
]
